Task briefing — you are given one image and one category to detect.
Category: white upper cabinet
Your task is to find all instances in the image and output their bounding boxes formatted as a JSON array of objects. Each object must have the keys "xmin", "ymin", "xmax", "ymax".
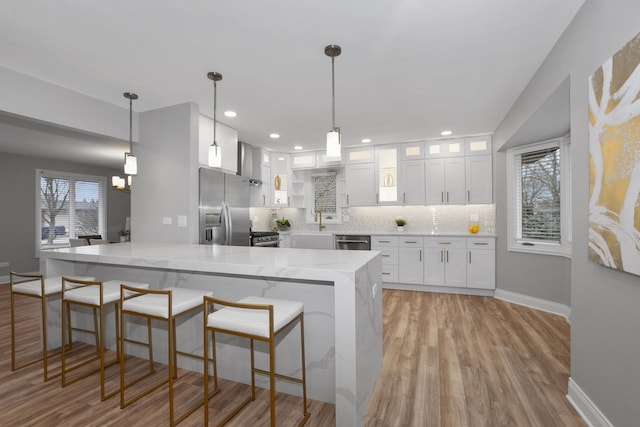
[
  {"xmin": 316, "ymin": 151, "xmax": 345, "ymax": 167},
  {"xmin": 290, "ymin": 152, "xmax": 316, "ymax": 169},
  {"xmin": 464, "ymin": 135, "xmax": 492, "ymax": 156},
  {"xmin": 271, "ymin": 153, "xmax": 290, "ymax": 207},
  {"xmin": 375, "ymin": 145, "xmax": 401, "ymax": 205},
  {"xmin": 425, "ymin": 157, "xmax": 466, "ymax": 205},
  {"xmin": 400, "ymin": 159, "xmax": 425, "ymax": 205},
  {"xmin": 346, "ymin": 147, "xmax": 374, "ymax": 164},
  {"xmin": 345, "ymin": 163, "xmax": 375, "ymax": 206},
  {"xmin": 424, "ymin": 138, "xmax": 465, "ymax": 158},
  {"xmin": 198, "ymin": 115, "xmax": 238, "ymax": 174},
  {"xmin": 401, "ymin": 141, "xmax": 425, "ymax": 160},
  {"xmin": 465, "ymin": 155, "xmax": 492, "ymax": 204}
]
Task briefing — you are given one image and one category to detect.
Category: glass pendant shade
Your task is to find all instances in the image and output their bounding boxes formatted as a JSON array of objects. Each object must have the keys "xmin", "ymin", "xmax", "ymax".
[
  {"xmin": 208, "ymin": 143, "xmax": 222, "ymax": 168},
  {"xmin": 326, "ymin": 129, "xmax": 341, "ymax": 158},
  {"xmin": 124, "ymin": 152, "xmax": 138, "ymax": 175}
]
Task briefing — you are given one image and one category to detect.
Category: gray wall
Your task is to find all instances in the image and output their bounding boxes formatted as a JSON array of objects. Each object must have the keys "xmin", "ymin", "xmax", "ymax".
[
  {"xmin": 0, "ymin": 152, "xmax": 130, "ymax": 276},
  {"xmin": 494, "ymin": 0, "xmax": 640, "ymax": 424},
  {"xmin": 494, "ymin": 150, "xmax": 572, "ymax": 305},
  {"xmin": 132, "ymin": 102, "xmax": 199, "ymax": 244}
]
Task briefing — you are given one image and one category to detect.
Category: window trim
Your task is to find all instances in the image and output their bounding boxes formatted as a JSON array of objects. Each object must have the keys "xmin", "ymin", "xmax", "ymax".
[
  {"xmin": 506, "ymin": 137, "xmax": 571, "ymax": 258},
  {"xmin": 35, "ymin": 169, "xmax": 107, "ymax": 256}
]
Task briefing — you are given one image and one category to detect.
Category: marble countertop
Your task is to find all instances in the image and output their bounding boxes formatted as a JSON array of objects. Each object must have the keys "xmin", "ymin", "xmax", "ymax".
[
  {"xmin": 41, "ymin": 242, "xmax": 379, "ymax": 282},
  {"xmin": 279, "ymin": 230, "xmax": 496, "ymax": 238}
]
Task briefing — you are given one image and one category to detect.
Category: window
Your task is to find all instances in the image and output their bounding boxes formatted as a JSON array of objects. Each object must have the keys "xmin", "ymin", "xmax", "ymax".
[
  {"xmin": 36, "ymin": 170, "xmax": 107, "ymax": 252},
  {"xmin": 507, "ymin": 137, "xmax": 571, "ymax": 257}
]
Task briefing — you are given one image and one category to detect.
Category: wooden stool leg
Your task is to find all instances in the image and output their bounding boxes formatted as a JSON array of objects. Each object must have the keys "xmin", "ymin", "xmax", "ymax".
[
  {"xmin": 269, "ymin": 337, "xmax": 276, "ymax": 427},
  {"xmin": 250, "ymin": 338, "xmax": 256, "ymax": 400},
  {"xmin": 300, "ymin": 314, "xmax": 309, "ymax": 420}
]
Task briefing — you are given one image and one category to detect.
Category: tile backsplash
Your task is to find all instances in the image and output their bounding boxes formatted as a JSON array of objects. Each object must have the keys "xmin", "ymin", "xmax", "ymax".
[{"xmin": 251, "ymin": 204, "xmax": 495, "ymax": 235}]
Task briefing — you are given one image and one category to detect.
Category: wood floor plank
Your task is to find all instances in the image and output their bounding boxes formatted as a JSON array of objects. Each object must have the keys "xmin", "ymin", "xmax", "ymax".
[{"xmin": 1, "ymin": 284, "xmax": 586, "ymax": 426}]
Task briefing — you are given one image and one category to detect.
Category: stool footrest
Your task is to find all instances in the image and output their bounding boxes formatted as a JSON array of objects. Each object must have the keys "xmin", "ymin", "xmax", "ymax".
[
  {"xmin": 175, "ymin": 349, "xmax": 204, "ymax": 361},
  {"xmin": 253, "ymin": 367, "xmax": 304, "ymax": 385}
]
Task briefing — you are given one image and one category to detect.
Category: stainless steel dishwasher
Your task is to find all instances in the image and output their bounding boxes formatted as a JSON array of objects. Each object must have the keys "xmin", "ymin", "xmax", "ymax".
[{"xmin": 334, "ymin": 235, "xmax": 371, "ymax": 250}]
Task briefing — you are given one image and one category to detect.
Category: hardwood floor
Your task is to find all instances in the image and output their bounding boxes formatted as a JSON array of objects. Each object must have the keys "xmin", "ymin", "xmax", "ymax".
[{"xmin": 1, "ymin": 284, "xmax": 585, "ymax": 426}]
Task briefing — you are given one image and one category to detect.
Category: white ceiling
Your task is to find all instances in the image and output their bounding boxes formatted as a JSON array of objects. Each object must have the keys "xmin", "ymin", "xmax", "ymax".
[{"xmin": 0, "ymin": 0, "xmax": 584, "ymax": 169}]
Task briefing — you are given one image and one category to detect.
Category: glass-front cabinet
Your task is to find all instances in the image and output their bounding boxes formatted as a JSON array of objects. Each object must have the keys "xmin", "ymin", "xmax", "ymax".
[
  {"xmin": 375, "ymin": 145, "xmax": 401, "ymax": 205},
  {"xmin": 271, "ymin": 152, "xmax": 290, "ymax": 207}
]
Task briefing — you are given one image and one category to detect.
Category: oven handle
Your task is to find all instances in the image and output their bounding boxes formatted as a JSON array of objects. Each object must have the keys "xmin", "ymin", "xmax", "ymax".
[{"xmin": 336, "ymin": 239, "xmax": 369, "ymax": 244}]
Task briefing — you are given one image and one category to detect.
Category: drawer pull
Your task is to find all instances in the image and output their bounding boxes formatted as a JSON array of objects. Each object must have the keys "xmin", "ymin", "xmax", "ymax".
[
  {"xmin": 382, "ymin": 272, "xmax": 390, "ymax": 275},
  {"xmin": 438, "ymin": 242, "xmax": 452, "ymax": 245},
  {"xmin": 473, "ymin": 242, "xmax": 489, "ymax": 246},
  {"xmin": 378, "ymin": 240, "xmax": 391, "ymax": 243},
  {"xmin": 382, "ymin": 254, "xmax": 391, "ymax": 257},
  {"xmin": 404, "ymin": 241, "xmax": 417, "ymax": 244}
]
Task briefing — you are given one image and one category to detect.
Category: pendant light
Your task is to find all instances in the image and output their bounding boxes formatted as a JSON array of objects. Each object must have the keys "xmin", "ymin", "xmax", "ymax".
[
  {"xmin": 123, "ymin": 92, "xmax": 138, "ymax": 176},
  {"xmin": 207, "ymin": 71, "xmax": 223, "ymax": 168},
  {"xmin": 325, "ymin": 44, "xmax": 342, "ymax": 159}
]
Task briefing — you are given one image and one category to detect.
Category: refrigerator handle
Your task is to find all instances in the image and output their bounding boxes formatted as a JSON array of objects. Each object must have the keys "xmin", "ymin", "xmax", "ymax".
[{"xmin": 225, "ymin": 202, "xmax": 232, "ymax": 245}]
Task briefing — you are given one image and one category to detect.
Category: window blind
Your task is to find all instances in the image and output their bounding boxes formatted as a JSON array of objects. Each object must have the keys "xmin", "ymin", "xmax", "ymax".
[
  {"xmin": 38, "ymin": 170, "xmax": 106, "ymax": 249},
  {"xmin": 515, "ymin": 146, "xmax": 561, "ymax": 242}
]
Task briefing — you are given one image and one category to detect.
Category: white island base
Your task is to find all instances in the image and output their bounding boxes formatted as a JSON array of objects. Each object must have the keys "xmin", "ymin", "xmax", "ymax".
[{"xmin": 41, "ymin": 242, "xmax": 382, "ymax": 426}]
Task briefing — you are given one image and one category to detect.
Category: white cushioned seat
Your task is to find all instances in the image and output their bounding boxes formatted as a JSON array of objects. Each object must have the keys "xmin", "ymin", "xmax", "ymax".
[
  {"xmin": 63, "ymin": 280, "xmax": 149, "ymax": 305},
  {"xmin": 207, "ymin": 296, "xmax": 304, "ymax": 338},
  {"xmin": 12, "ymin": 275, "xmax": 95, "ymax": 297},
  {"xmin": 123, "ymin": 287, "xmax": 213, "ymax": 318}
]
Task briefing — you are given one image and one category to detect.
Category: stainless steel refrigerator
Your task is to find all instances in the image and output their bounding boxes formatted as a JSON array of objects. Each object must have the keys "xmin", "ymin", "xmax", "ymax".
[{"xmin": 199, "ymin": 167, "xmax": 250, "ymax": 246}]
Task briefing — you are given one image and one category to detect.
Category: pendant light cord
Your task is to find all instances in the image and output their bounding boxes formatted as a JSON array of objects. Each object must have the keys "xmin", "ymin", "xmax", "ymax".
[
  {"xmin": 129, "ymin": 96, "xmax": 133, "ymax": 154},
  {"xmin": 331, "ymin": 55, "xmax": 336, "ymax": 130},
  {"xmin": 213, "ymin": 79, "xmax": 217, "ymax": 147}
]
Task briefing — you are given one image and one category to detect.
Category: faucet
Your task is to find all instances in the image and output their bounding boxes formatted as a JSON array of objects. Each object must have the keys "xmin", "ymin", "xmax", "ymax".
[{"xmin": 314, "ymin": 210, "xmax": 326, "ymax": 232}]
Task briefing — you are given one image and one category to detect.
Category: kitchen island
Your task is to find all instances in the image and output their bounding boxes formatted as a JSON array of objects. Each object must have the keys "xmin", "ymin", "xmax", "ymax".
[{"xmin": 40, "ymin": 242, "xmax": 382, "ymax": 426}]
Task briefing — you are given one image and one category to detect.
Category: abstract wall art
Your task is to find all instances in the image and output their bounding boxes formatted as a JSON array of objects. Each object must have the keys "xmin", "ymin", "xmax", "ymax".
[{"xmin": 588, "ymin": 31, "xmax": 640, "ymax": 276}]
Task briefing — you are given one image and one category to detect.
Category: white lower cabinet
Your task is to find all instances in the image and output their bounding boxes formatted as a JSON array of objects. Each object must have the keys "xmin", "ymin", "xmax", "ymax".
[
  {"xmin": 398, "ymin": 237, "xmax": 424, "ymax": 284},
  {"xmin": 466, "ymin": 237, "xmax": 496, "ymax": 289},
  {"xmin": 374, "ymin": 235, "xmax": 495, "ymax": 291},
  {"xmin": 372, "ymin": 236, "xmax": 399, "ymax": 283},
  {"xmin": 424, "ymin": 238, "xmax": 467, "ymax": 288}
]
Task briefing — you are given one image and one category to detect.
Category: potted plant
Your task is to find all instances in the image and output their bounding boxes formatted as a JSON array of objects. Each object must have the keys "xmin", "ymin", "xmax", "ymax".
[
  {"xmin": 118, "ymin": 229, "xmax": 130, "ymax": 242},
  {"xmin": 276, "ymin": 218, "xmax": 291, "ymax": 231},
  {"xmin": 395, "ymin": 218, "xmax": 406, "ymax": 232}
]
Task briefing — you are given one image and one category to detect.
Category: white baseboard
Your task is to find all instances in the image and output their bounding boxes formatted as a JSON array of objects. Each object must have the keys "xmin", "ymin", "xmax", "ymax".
[
  {"xmin": 0, "ymin": 275, "xmax": 9, "ymax": 285},
  {"xmin": 382, "ymin": 282, "xmax": 494, "ymax": 297},
  {"xmin": 567, "ymin": 377, "xmax": 614, "ymax": 427},
  {"xmin": 494, "ymin": 288, "xmax": 571, "ymax": 320}
]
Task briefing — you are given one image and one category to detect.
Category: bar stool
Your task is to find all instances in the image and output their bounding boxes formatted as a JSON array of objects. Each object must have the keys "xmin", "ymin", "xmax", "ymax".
[
  {"xmin": 203, "ymin": 296, "xmax": 309, "ymax": 426},
  {"xmin": 9, "ymin": 272, "xmax": 94, "ymax": 381},
  {"xmin": 61, "ymin": 278, "xmax": 149, "ymax": 400},
  {"xmin": 119, "ymin": 286, "xmax": 213, "ymax": 427}
]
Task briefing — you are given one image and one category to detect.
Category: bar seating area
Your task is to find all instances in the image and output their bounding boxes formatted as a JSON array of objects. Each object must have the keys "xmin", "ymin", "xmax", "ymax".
[{"xmin": 7, "ymin": 271, "xmax": 312, "ymax": 426}]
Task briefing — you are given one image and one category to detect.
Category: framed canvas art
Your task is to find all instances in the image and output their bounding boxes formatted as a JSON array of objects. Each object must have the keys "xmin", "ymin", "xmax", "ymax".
[{"xmin": 588, "ymin": 31, "xmax": 640, "ymax": 276}]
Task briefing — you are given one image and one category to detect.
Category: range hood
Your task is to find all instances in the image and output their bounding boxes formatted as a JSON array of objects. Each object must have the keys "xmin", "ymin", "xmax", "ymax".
[{"xmin": 237, "ymin": 141, "xmax": 262, "ymax": 185}]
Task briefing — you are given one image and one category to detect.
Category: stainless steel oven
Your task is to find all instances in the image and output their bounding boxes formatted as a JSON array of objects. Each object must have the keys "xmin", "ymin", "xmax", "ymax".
[
  {"xmin": 250, "ymin": 231, "xmax": 280, "ymax": 247},
  {"xmin": 334, "ymin": 235, "xmax": 371, "ymax": 250}
]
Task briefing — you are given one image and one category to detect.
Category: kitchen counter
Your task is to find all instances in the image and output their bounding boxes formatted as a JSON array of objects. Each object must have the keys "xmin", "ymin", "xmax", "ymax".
[
  {"xmin": 281, "ymin": 230, "xmax": 496, "ymax": 237},
  {"xmin": 40, "ymin": 242, "xmax": 382, "ymax": 427}
]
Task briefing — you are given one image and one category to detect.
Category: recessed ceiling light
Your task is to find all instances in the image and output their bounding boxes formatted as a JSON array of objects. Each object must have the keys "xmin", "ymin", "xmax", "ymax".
[
  {"xmin": 441, "ymin": 130, "xmax": 452, "ymax": 136},
  {"xmin": 361, "ymin": 138, "xmax": 371, "ymax": 143},
  {"xmin": 277, "ymin": 157, "xmax": 285, "ymax": 161},
  {"xmin": 294, "ymin": 145, "xmax": 303, "ymax": 150},
  {"xmin": 224, "ymin": 111, "xmax": 237, "ymax": 118},
  {"xmin": 270, "ymin": 133, "xmax": 280, "ymax": 139}
]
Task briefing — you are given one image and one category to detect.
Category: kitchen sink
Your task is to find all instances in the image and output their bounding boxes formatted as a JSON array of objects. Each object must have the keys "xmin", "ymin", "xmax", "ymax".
[{"xmin": 289, "ymin": 233, "xmax": 334, "ymax": 250}]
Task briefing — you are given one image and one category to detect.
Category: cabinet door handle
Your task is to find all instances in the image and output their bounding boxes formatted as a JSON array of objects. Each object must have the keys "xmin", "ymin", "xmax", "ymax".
[
  {"xmin": 376, "ymin": 193, "xmax": 379, "ymax": 204},
  {"xmin": 382, "ymin": 272, "xmax": 390, "ymax": 276},
  {"xmin": 469, "ymin": 251, "xmax": 472, "ymax": 263},
  {"xmin": 473, "ymin": 242, "xmax": 489, "ymax": 246},
  {"xmin": 288, "ymin": 196, "xmax": 290, "ymax": 205},
  {"xmin": 446, "ymin": 191, "xmax": 449, "ymax": 203},
  {"xmin": 446, "ymin": 250, "xmax": 449, "ymax": 263},
  {"xmin": 440, "ymin": 250, "xmax": 444, "ymax": 263},
  {"xmin": 467, "ymin": 190, "xmax": 470, "ymax": 202},
  {"xmin": 347, "ymin": 194, "xmax": 350, "ymax": 205},
  {"xmin": 262, "ymin": 195, "xmax": 265, "ymax": 205},
  {"xmin": 379, "ymin": 240, "xmax": 391, "ymax": 243},
  {"xmin": 419, "ymin": 249, "xmax": 422, "ymax": 262},
  {"xmin": 405, "ymin": 241, "xmax": 417, "ymax": 244},
  {"xmin": 403, "ymin": 192, "xmax": 406, "ymax": 204},
  {"xmin": 438, "ymin": 242, "xmax": 451, "ymax": 245},
  {"xmin": 441, "ymin": 191, "xmax": 444, "ymax": 203}
]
